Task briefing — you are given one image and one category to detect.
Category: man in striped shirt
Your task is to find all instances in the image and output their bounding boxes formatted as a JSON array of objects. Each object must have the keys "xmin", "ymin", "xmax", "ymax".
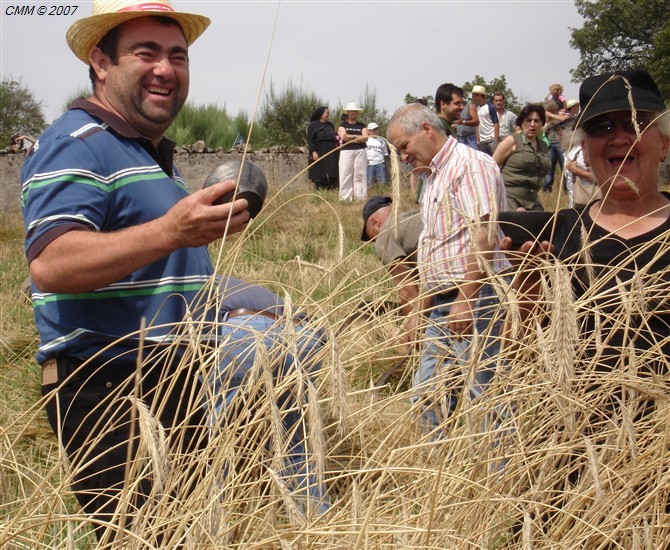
[
  {"xmin": 387, "ymin": 103, "xmax": 509, "ymax": 433},
  {"xmin": 21, "ymin": 2, "xmax": 251, "ymax": 541}
]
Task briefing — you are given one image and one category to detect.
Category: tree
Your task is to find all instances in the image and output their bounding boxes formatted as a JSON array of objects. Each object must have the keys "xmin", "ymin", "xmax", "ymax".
[
  {"xmin": 570, "ymin": 0, "xmax": 670, "ymax": 100},
  {"xmin": 404, "ymin": 75, "xmax": 524, "ymax": 116},
  {"xmin": 0, "ymin": 77, "xmax": 47, "ymax": 147},
  {"xmin": 259, "ymin": 79, "xmax": 322, "ymax": 147},
  {"xmin": 61, "ymin": 87, "xmax": 91, "ymax": 114},
  {"xmin": 403, "ymin": 93, "xmax": 434, "ymax": 109},
  {"xmin": 461, "ymin": 75, "xmax": 524, "ymax": 114}
]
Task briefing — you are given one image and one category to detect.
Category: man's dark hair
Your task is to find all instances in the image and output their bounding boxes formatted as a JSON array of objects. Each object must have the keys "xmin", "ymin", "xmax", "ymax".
[
  {"xmin": 493, "ymin": 92, "xmax": 505, "ymax": 101},
  {"xmin": 434, "ymin": 83, "xmax": 464, "ymax": 113},
  {"xmin": 88, "ymin": 16, "xmax": 185, "ymax": 87}
]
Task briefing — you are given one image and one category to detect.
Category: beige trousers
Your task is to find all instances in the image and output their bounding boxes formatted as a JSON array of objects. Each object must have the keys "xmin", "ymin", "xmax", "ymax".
[{"xmin": 338, "ymin": 149, "xmax": 368, "ymax": 201}]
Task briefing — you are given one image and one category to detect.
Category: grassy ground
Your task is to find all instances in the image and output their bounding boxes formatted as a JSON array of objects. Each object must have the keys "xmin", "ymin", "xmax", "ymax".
[{"xmin": 2, "ymin": 177, "xmax": 669, "ymax": 548}]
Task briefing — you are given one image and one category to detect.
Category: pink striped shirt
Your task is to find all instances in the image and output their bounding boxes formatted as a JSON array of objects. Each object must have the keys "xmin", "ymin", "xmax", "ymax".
[{"xmin": 419, "ymin": 137, "xmax": 509, "ymax": 292}]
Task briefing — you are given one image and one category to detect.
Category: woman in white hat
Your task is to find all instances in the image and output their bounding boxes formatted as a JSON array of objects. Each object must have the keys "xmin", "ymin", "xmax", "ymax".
[{"xmin": 337, "ymin": 102, "xmax": 369, "ymax": 201}]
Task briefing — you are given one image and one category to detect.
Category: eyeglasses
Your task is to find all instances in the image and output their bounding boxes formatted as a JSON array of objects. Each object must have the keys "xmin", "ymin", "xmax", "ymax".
[{"xmin": 582, "ymin": 114, "xmax": 654, "ymax": 137}]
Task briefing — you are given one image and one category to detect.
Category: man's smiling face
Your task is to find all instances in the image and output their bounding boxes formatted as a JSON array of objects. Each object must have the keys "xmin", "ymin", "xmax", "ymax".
[{"xmin": 92, "ymin": 17, "xmax": 189, "ymax": 140}]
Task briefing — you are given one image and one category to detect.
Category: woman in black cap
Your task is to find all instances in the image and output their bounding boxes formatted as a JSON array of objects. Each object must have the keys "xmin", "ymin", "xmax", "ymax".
[
  {"xmin": 501, "ymin": 69, "xmax": 669, "ymax": 538},
  {"xmin": 505, "ymin": 68, "xmax": 669, "ymax": 418}
]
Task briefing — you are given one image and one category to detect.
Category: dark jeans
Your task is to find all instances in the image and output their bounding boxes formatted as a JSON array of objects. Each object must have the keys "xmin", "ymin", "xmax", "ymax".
[
  {"xmin": 543, "ymin": 143, "xmax": 564, "ymax": 191},
  {"xmin": 42, "ymin": 357, "xmax": 207, "ymax": 543}
]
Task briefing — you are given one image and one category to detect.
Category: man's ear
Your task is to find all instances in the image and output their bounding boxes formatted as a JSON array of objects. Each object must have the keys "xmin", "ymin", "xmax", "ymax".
[{"xmin": 89, "ymin": 47, "xmax": 110, "ymax": 84}]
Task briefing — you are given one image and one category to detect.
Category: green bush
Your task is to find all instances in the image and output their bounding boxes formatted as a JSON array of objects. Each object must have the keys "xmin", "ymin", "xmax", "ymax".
[
  {"xmin": 0, "ymin": 78, "xmax": 47, "ymax": 147},
  {"xmin": 167, "ymin": 102, "xmax": 266, "ymax": 149},
  {"xmin": 259, "ymin": 79, "xmax": 323, "ymax": 147}
]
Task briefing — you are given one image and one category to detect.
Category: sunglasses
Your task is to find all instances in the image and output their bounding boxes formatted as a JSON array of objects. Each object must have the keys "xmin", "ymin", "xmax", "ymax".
[{"xmin": 582, "ymin": 114, "xmax": 654, "ymax": 137}]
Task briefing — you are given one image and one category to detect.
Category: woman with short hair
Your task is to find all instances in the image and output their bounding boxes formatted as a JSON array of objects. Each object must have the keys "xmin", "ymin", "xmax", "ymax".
[{"xmin": 493, "ymin": 103, "xmax": 551, "ymax": 210}]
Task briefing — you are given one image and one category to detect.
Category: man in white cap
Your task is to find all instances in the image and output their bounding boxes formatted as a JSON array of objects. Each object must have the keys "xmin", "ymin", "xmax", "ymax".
[
  {"xmin": 21, "ymin": 0, "xmax": 251, "ymax": 541},
  {"xmin": 365, "ymin": 122, "xmax": 389, "ymax": 185}
]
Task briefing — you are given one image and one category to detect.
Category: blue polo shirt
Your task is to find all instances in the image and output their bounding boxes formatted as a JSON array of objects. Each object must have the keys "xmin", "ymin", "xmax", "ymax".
[{"xmin": 22, "ymin": 99, "xmax": 215, "ymax": 366}]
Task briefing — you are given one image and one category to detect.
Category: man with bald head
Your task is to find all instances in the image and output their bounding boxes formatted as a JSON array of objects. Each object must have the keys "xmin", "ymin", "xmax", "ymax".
[{"xmin": 361, "ymin": 196, "xmax": 426, "ymax": 351}]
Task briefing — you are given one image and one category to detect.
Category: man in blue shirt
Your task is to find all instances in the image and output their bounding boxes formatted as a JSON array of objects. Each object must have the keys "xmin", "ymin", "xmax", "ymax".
[{"xmin": 21, "ymin": 0, "xmax": 252, "ymax": 542}]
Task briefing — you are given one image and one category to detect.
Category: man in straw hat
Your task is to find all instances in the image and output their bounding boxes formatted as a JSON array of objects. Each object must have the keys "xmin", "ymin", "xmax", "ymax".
[
  {"xmin": 20, "ymin": 0, "xmax": 258, "ymax": 542},
  {"xmin": 455, "ymin": 84, "xmax": 489, "ymax": 151}
]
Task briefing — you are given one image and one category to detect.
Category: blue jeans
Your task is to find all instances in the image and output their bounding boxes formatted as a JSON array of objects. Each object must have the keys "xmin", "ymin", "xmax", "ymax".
[
  {"xmin": 367, "ymin": 162, "xmax": 387, "ymax": 185},
  {"xmin": 413, "ymin": 283, "xmax": 503, "ymax": 433},
  {"xmin": 458, "ymin": 134, "xmax": 479, "ymax": 151},
  {"xmin": 205, "ymin": 314, "xmax": 329, "ymax": 513},
  {"xmin": 544, "ymin": 143, "xmax": 564, "ymax": 191}
]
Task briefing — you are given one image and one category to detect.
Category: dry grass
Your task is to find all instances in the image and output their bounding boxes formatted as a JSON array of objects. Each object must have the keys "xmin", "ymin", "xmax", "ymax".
[{"xmin": 1, "ymin": 160, "xmax": 670, "ymax": 549}]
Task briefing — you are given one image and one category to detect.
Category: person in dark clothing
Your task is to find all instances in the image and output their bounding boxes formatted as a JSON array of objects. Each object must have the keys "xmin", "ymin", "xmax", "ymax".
[
  {"xmin": 307, "ymin": 106, "xmax": 339, "ymax": 189},
  {"xmin": 504, "ymin": 69, "xmax": 670, "ymax": 447}
]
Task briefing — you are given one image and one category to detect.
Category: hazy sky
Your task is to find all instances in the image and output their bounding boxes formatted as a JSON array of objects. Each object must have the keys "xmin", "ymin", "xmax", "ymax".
[{"xmin": 1, "ymin": 1, "xmax": 585, "ymax": 125}]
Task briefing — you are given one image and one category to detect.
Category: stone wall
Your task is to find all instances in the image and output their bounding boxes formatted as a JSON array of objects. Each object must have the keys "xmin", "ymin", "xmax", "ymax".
[{"xmin": 0, "ymin": 151, "xmax": 311, "ymax": 213}]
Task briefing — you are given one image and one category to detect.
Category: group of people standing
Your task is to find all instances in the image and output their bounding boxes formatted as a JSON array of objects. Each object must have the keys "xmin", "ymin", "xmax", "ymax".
[
  {"xmin": 17, "ymin": 0, "xmax": 670, "ymax": 538},
  {"xmin": 492, "ymin": 87, "xmax": 602, "ymax": 211},
  {"xmin": 365, "ymin": 70, "xmax": 670, "ymax": 448},
  {"xmin": 429, "ymin": 81, "xmax": 603, "ymax": 212},
  {"xmin": 307, "ymin": 102, "xmax": 389, "ymax": 201}
]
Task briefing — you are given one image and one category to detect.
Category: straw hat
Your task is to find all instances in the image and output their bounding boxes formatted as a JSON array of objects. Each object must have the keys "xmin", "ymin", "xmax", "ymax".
[
  {"xmin": 343, "ymin": 102, "xmax": 363, "ymax": 112},
  {"xmin": 66, "ymin": 0, "xmax": 211, "ymax": 64},
  {"xmin": 471, "ymin": 85, "xmax": 487, "ymax": 95}
]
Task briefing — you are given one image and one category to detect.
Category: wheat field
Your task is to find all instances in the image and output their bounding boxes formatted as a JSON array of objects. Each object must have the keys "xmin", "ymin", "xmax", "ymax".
[{"xmin": 1, "ymin": 155, "xmax": 669, "ymax": 549}]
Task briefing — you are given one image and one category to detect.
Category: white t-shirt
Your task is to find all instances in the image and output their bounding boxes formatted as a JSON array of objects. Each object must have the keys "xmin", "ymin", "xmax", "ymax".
[
  {"xmin": 498, "ymin": 109, "xmax": 517, "ymax": 139},
  {"xmin": 477, "ymin": 104, "xmax": 497, "ymax": 142},
  {"xmin": 366, "ymin": 136, "xmax": 389, "ymax": 166}
]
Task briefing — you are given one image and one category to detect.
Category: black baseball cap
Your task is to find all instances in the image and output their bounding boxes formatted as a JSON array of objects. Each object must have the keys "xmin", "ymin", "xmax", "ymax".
[
  {"xmin": 361, "ymin": 196, "xmax": 392, "ymax": 241},
  {"xmin": 576, "ymin": 69, "xmax": 665, "ymax": 128}
]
